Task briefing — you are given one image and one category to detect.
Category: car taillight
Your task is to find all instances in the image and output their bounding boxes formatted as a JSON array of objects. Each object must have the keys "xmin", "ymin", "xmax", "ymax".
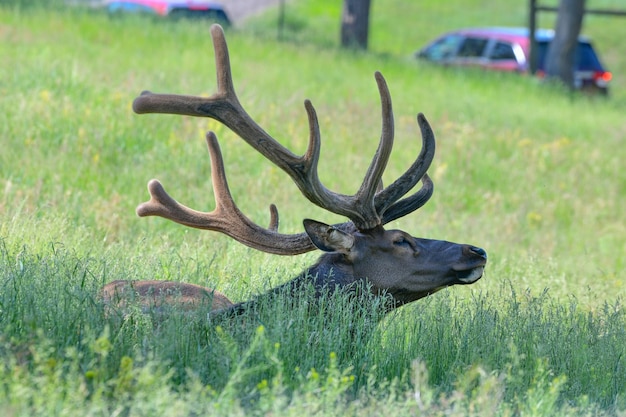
[
  {"xmin": 593, "ymin": 71, "xmax": 613, "ymax": 83},
  {"xmin": 594, "ymin": 71, "xmax": 612, "ymax": 82}
]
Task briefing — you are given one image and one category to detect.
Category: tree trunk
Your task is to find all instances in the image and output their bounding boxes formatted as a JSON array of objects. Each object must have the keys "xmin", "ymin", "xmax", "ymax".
[
  {"xmin": 544, "ymin": 0, "xmax": 586, "ymax": 89},
  {"xmin": 340, "ymin": 0, "xmax": 371, "ymax": 50}
]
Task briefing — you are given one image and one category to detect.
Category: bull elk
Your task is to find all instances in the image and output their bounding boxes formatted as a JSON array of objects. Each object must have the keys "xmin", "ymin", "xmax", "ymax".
[{"xmin": 101, "ymin": 24, "xmax": 487, "ymax": 320}]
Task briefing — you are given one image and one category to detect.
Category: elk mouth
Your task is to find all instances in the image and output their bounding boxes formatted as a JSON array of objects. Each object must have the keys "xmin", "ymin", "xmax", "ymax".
[
  {"xmin": 452, "ymin": 246, "xmax": 487, "ymax": 284},
  {"xmin": 454, "ymin": 266, "xmax": 485, "ymax": 284}
]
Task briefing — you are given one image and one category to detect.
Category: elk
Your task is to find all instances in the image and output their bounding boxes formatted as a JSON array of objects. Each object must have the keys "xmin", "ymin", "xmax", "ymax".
[{"xmin": 101, "ymin": 24, "xmax": 487, "ymax": 320}]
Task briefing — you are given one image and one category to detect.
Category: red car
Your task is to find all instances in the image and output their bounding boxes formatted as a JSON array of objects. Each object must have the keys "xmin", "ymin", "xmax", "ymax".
[{"xmin": 416, "ymin": 27, "xmax": 612, "ymax": 94}]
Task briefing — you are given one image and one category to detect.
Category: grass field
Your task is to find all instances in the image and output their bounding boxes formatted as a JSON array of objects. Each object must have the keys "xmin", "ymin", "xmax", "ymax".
[{"xmin": 1, "ymin": 1, "xmax": 625, "ymax": 415}]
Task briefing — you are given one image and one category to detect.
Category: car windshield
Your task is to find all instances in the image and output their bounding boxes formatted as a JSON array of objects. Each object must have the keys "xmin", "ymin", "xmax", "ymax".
[
  {"xmin": 419, "ymin": 34, "xmax": 464, "ymax": 60},
  {"xmin": 536, "ymin": 41, "xmax": 603, "ymax": 71}
]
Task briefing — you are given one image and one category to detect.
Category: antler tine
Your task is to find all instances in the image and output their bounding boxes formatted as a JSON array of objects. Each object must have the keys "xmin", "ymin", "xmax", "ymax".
[
  {"xmin": 375, "ymin": 112, "xmax": 436, "ymax": 222},
  {"xmin": 132, "ymin": 25, "xmax": 299, "ymax": 166},
  {"xmin": 268, "ymin": 204, "xmax": 279, "ymax": 231},
  {"xmin": 210, "ymin": 24, "xmax": 235, "ymax": 98},
  {"xmin": 298, "ymin": 99, "xmax": 381, "ymax": 229},
  {"xmin": 381, "ymin": 174, "xmax": 433, "ymax": 224},
  {"xmin": 136, "ymin": 132, "xmax": 316, "ymax": 255},
  {"xmin": 352, "ymin": 71, "xmax": 394, "ymax": 227}
]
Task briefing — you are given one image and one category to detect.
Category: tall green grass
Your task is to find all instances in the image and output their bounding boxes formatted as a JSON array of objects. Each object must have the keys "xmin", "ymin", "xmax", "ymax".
[
  {"xmin": 1, "ymin": 241, "xmax": 624, "ymax": 415},
  {"xmin": 1, "ymin": 2, "xmax": 625, "ymax": 415}
]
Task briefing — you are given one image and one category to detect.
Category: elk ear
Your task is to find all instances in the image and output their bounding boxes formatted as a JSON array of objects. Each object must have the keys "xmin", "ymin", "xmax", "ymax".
[{"xmin": 303, "ymin": 219, "xmax": 355, "ymax": 253}]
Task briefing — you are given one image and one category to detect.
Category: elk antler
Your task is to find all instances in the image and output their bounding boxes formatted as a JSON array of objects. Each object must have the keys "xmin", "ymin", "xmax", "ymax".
[
  {"xmin": 137, "ymin": 132, "xmax": 316, "ymax": 255},
  {"xmin": 134, "ymin": 24, "xmax": 435, "ymax": 253}
]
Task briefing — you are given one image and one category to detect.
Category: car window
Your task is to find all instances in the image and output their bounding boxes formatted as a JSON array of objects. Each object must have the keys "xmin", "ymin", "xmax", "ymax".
[
  {"xmin": 536, "ymin": 40, "xmax": 603, "ymax": 71},
  {"xmin": 576, "ymin": 43, "xmax": 603, "ymax": 70},
  {"xmin": 457, "ymin": 37, "xmax": 489, "ymax": 58},
  {"xmin": 419, "ymin": 34, "xmax": 463, "ymax": 60},
  {"xmin": 536, "ymin": 41, "xmax": 549, "ymax": 68},
  {"xmin": 489, "ymin": 42, "xmax": 517, "ymax": 61}
]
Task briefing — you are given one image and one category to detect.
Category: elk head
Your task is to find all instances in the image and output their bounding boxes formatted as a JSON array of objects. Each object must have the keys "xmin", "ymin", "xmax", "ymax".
[{"xmin": 101, "ymin": 25, "xmax": 486, "ymax": 318}]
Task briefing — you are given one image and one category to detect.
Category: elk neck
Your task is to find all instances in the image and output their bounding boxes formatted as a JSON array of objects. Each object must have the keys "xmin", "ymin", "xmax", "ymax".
[{"xmin": 213, "ymin": 252, "xmax": 390, "ymax": 317}]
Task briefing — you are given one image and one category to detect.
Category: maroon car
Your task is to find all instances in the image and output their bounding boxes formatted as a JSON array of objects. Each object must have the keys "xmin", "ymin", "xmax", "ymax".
[{"xmin": 416, "ymin": 27, "xmax": 612, "ymax": 94}]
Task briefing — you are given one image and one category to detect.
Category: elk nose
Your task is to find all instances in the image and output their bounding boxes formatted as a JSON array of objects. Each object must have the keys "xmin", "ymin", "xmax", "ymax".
[{"xmin": 469, "ymin": 246, "xmax": 487, "ymax": 259}]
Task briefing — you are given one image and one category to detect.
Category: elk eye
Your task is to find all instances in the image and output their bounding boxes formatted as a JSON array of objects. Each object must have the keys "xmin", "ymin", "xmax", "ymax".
[
  {"xmin": 394, "ymin": 237, "xmax": 412, "ymax": 248},
  {"xmin": 393, "ymin": 236, "xmax": 420, "ymax": 255}
]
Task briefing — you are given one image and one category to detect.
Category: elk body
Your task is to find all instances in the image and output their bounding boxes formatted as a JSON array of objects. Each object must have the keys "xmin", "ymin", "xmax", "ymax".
[{"xmin": 101, "ymin": 25, "xmax": 487, "ymax": 320}]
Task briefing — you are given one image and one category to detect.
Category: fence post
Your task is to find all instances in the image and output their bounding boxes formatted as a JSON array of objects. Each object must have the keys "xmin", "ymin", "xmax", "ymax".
[{"xmin": 529, "ymin": 0, "xmax": 538, "ymax": 74}]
